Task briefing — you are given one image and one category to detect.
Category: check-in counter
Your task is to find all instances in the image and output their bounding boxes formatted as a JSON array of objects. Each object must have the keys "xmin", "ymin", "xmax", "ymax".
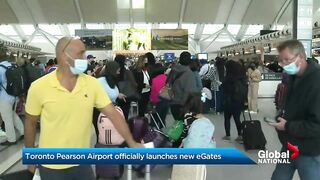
[{"xmin": 258, "ymin": 73, "xmax": 282, "ymax": 98}]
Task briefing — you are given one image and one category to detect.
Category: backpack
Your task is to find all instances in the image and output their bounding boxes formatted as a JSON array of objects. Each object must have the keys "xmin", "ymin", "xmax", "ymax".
[
  {"xmin": 160, "ymin": 70, "xmax": 186, "ymax": 100},
  {"xmin": 203, "ymin": 65, "xmax": 216, "ymax": 81},
  {"xmin": 97, "ymin": 106, "xmax": 125, "ymax": 145},
  {"xmin": 0, "ymin": 64, "xmax": 26, "ymax": 97}
]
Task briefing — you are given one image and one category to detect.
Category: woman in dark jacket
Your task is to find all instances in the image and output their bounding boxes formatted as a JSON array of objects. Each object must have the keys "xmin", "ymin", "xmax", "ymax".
[
  {"xmin": 132, "ymin": 55, "xmax": 151, "ymax": 117},
  {"xmin": 115, "ymin": 55, "xmax": 138, "ymax": 120},
  {"xmin": 222, "ymin": 60, "xmax": 246, "ymax": 142}
]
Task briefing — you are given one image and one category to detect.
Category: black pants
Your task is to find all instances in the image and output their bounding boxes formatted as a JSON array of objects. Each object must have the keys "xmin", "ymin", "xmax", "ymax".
[
  {"xmin": 224, "ymin": 103, "xmax": 242, "ymax": 136},
  {"xmin": 138, "ymin": 92, "xmax": 150, "ymax": 117},
  {"xmin": 170, "ymin": 104, "xmax": 184, "ymax": 120},
  {"xmin": 155, "ymin": 98, "xmax": 170, "ymax": 127},
  {"xmin": 39, "ymin": 165, "xmax": 94, "ymax": 180}
]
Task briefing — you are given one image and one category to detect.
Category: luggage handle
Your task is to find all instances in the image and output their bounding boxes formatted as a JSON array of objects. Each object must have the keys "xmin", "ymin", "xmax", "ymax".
[
  {"xmin": 242, "ymin": 111, "xmax": 253, "ymax": 121},
  {"xmin": 149, "ymin": 112, "xmax": 166, "ymax": 130}
]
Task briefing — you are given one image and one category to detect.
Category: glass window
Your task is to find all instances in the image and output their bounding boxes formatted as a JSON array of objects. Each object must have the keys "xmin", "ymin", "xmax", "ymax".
[
  {"xmin": 117, "ymin": 0, "xmax": 130, "ymax": 9},
  {"xmin": 132, "ymin": 0, "xmax": 145, "ymax": 9},
  {"xmin": 38, "ymin": 24, "xmax": 62, "ymax": 36},
  {"xmin": 68, "ymin": 24, "xmax": 81, "ymax": 36},
  {"xmin": 114, "ymin": 23, "xmax": 131, "ymax": 29},
  {"xmin": 181, "ymin": 24, "xmax": 197, "ymax": 34},
  {"xmin": 275, "ymin": 25, "xmax": 285, "ymax": 31},
  {"xmin": 159, "ymin": 23, "xmax": 178, "ymax": 29},
  {"xmin": 227, "ymin": 25, "xmax": 241, "ymax": 35},
  {"xmin": 20, "ymin": 25, "xmax": 35, "ymax": 35},
  {"xmin": 203, "ymin": 24, "xmax": 224, "ymax": 34},
  {"xmin": 0, "ymin": 25, "xmax": 17, "ymax": 35},
  {"xmin": 245, "ymin": 25, "xmax": 263, "ymax": 35},
  {"xmin": 133, "ymin": 23, "xmax": 151, "ymax": 29},
  {"xmin": 86, "ymin": 24, "xmax": 105, "ymax": 29}
]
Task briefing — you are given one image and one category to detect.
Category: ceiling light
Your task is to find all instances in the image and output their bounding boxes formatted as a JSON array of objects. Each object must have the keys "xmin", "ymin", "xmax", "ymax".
[{"xmin": 132, "ymin": 0, "xmax": 145, "ymax": 9}]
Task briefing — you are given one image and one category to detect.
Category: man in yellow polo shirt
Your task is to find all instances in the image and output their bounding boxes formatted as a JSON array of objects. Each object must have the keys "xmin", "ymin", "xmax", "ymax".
[{"xmin": 24, "ymin": 37, "xmax": 143, "ymax": 180}]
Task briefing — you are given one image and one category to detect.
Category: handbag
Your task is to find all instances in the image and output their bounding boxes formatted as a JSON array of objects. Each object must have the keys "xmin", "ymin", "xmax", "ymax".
[
  {"xmin": 118, "ymin": 81, "xmax": 140, "ymax": 100},
  {"xmin": 163, "ymin": 120, "xmax": 184, "ymax": 142},
  {"xmin": 159, "ymin": 84, "xmax": 172, "ymax": 100}
]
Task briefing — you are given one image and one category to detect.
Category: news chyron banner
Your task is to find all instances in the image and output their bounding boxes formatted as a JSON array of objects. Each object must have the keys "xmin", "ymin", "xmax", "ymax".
[
  {"xmin": 151, "ymin": 29, "xmax": 188, "ymax": 50},
  {"xmin": 22, "ymin": 148, "xmax": 255, "ymax": 165}
]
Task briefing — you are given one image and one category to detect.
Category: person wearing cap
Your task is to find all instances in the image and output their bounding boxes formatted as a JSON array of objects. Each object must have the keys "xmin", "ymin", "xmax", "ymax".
[
  {"xmin": 167, "ymin": 51, "xmax": 199, "ymax": 121},
  {"xmin": 86, "ymin": 54, "xmax": 96, "ymax": 76}
]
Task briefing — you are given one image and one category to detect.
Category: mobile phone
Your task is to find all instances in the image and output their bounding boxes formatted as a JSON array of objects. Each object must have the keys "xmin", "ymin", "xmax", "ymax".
[{"xmin": 263, "ymin": 117, "xmax": 278, "ymax": 124}]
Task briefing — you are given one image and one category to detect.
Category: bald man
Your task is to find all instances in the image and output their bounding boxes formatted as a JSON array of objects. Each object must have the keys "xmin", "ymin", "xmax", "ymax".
[{"xmin": 24, "ymin": 37, "xmax": 143, "ymax": 180}]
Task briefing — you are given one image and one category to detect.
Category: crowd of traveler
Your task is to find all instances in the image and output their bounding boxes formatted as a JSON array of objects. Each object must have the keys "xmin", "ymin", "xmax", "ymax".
[{"xmin": 0, "ymin": 38, "xmax": 319, "ymax": 180}]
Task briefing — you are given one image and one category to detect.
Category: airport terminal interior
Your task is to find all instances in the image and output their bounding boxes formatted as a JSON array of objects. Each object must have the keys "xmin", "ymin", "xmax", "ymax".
[{"xmin": 0, "ymin": 0, "xmax": 320, "ymax": 180}]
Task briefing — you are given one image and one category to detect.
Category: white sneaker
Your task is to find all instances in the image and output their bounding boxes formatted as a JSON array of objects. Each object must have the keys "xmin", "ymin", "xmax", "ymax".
[
  {"xmin": 244, "ymin": 110, "xmax": 249, "ymax": 113},
  {"xmin": 0, "ymin": 130, "xmax": 6, "ymax": 137},
  {"xmin": 250, "ymin": 111, "xmax": 258, "ymax": 114}
]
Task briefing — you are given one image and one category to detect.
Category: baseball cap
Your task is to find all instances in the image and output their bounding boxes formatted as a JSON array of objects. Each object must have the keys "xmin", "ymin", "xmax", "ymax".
[{"xmin": 87, "ymin": 55, "xmax": 96, "ymax": 59}]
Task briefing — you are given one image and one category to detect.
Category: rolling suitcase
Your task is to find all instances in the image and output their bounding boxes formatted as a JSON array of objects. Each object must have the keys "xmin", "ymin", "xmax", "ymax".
[
  {"xmin": 128, "ymin": 116, "xmax": 149, "ymax": 142},
  {"xmin": 95, "ymin": 143, "xmax": 124, "ymax": 179},
  {"xmin": 146, "ymin": 112, "xmax": 172, "ymax": 148},
  {"xmin": 133, "ymin": 112, "xmax": 172, "ymax": 174},
  {"xmin": 242, "ymin": 112, "xmax": 267, "ymax": 150}
]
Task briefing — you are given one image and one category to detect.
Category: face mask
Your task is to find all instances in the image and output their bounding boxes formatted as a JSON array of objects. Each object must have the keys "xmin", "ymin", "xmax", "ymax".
[
  {"xmin": 65, "ymin": 53, "xmax": 88, "ymax": 75},
  {"xmin": 283, "ymin": 61, "xmax": 300, "ymax": 75}
]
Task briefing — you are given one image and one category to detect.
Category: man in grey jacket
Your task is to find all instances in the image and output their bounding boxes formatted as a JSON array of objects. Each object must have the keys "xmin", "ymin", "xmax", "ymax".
[{"xmin": 167, "ymin": 51, "xmax": 199, "ymax": 120}]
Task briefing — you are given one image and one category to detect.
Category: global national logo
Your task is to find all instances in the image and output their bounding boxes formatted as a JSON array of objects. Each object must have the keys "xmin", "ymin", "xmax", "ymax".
[{"xmin": 257, "ymin": 142, "xmax": 299, "ymax": 164}]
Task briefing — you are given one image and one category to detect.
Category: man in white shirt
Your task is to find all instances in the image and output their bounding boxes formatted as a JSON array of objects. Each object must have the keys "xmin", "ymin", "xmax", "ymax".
[{"xmin": 0, "ymin": 45, "xmax": 24, "ymax": 145}]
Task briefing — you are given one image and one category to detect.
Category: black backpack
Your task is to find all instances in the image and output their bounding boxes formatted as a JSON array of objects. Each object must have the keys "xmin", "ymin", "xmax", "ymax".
[{"xmin": 0, "ymin": 64, "xmax": 26, "ymax": 97}]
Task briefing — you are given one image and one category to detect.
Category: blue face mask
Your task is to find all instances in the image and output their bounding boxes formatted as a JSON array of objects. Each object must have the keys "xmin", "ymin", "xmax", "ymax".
[
  {"xmin": 283, "ymin": 61, "xmax": 300, "ymax": 75},
  {"xmin": 69, "ymin": 59, "xmax": 88, "ymax": 75},
  {"xmin": 65, "ymin": 53, "xmax": 88, "ymax": 75}
]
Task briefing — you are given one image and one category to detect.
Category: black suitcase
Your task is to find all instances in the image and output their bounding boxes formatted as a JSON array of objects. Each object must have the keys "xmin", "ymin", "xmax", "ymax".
[
  {"xmin": 95, "ymin": 143, "xmax": 124, "ymax": 180},
  {"xmin": 242, "ymin": 112, "xmax": 267, "ymax": 150}
]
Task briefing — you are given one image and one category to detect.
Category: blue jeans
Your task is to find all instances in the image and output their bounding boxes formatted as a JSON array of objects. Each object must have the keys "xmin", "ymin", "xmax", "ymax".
[
  {"xmin": 272, "ymin": 149, "xmax": 320, "ymax": 180},
  {"xmin": 215, "ymin": 87, "xmax": 224, "ymax": 113}
]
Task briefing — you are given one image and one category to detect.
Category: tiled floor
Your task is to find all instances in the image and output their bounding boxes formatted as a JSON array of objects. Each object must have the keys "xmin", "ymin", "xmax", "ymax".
[{"xmin": 1, "ymin": 98, "xmax": 300, "ymax": 180}]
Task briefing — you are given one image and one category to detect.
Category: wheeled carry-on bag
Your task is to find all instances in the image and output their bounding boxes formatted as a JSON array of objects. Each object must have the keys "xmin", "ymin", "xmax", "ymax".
[
  {"xmin": 95, "ymin": 143, "xmax": 124, "ymax": 180},
  {"xmin": 133, "ymin": 112, "xmax": 172, "ymax": 174},
  {"xmin": 242, "ymin": 112, "xmax": 267, "ymax": 150}
]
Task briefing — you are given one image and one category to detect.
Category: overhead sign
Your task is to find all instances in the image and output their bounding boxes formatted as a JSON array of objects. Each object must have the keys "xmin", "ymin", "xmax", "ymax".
[
  {"xmin": 151, "ymin": 29, "xmax": 188, "ymax": 50},
  {"xmin": 75, "ymin": 29, "xmax": 113, "ymax": 50},
  {"xmin": 75, "ymin": 29, "xmax": 112, "ymax": 37}
]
